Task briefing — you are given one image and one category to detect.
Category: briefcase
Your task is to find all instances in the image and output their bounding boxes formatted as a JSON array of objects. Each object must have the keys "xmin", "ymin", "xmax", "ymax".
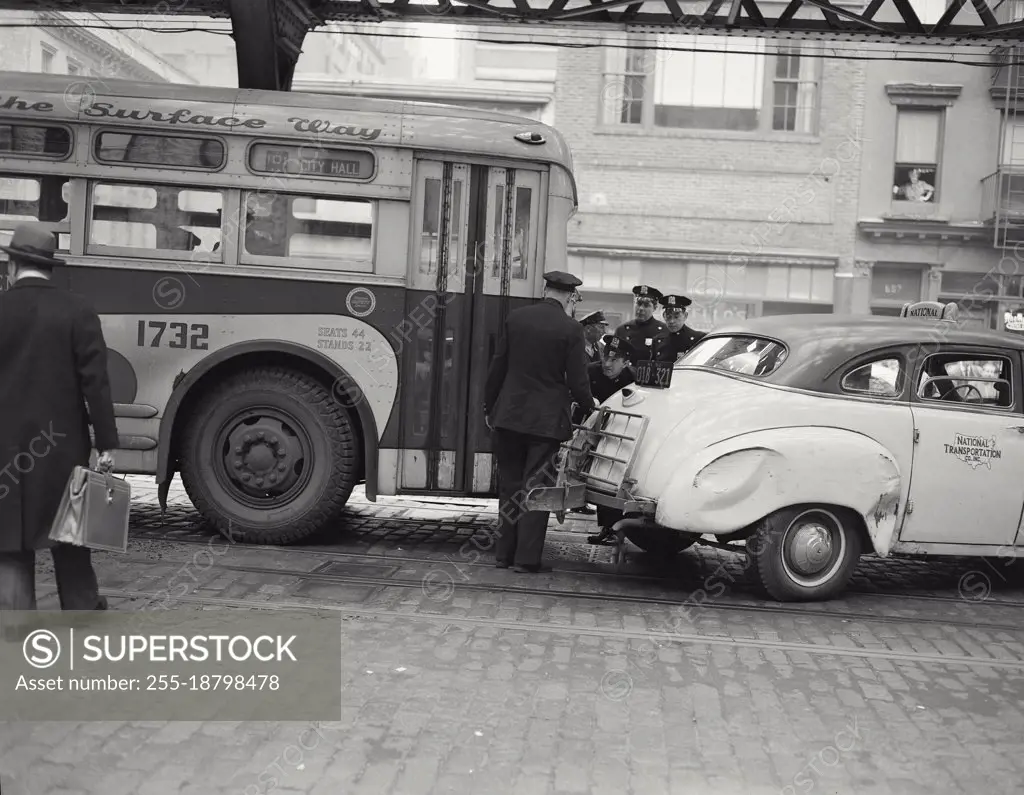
[{"xmin": 49, "ymin": 466, "xmax": 131, "ymax": 553}]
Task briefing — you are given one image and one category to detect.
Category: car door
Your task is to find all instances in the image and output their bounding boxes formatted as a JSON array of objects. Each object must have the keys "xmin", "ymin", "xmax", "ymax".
[{"xmin": 900, "ymin": 346, "xmax": 1024, "ymax": 545}]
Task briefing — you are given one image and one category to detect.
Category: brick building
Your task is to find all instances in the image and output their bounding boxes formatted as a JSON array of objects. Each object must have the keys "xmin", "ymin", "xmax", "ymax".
[
  {"xmin": 557, "ymin": 33, "xmax": 866, "ymax": 331},
  {"xmin": 848, "ymin": 2, "xmax": 1024, "ymax": 333}
]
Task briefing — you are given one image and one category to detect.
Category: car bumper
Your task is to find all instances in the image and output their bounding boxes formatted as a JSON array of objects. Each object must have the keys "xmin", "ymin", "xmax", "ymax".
[{"xmin": 524, "ymin": 406, "xmax": 657, "ymax": 518}]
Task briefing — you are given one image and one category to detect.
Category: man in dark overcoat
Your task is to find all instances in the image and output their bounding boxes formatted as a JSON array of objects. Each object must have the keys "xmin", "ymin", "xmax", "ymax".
[
  {"xmin": 484, "ymin": 271, "xmax": 595, "ymax": 573},
  {"xmin": 0, "ymin": 223, "xmax": 119, "ymax": 611}
]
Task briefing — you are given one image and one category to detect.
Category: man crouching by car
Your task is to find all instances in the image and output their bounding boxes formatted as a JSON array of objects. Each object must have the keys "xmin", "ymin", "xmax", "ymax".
[{"xmin": 571, "ymin": 335, "xmax": 638, "ymax": 546}]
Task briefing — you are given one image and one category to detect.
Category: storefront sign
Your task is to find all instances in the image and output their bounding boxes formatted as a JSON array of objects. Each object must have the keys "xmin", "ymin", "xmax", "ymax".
[{"xmin": 1005, "ymin": 311, "xmax": 1024, "ymax": 332}]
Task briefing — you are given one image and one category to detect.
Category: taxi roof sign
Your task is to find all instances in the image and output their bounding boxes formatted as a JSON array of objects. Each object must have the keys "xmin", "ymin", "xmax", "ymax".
[{"xmin": 899, "ymin": 301, "xmax": 959, "ymax": 322}]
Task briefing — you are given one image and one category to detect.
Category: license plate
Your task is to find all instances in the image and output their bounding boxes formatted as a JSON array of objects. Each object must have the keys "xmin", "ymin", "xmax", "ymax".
[{"xmin": 634, "ymin": 359, "xmax": 673, "ymax": 388}]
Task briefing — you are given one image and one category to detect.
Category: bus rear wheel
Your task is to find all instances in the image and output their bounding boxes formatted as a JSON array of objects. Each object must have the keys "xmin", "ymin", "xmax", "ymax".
[{"xmin": 179, "ymin": 367, "xmax": 360, "ymax": 545}]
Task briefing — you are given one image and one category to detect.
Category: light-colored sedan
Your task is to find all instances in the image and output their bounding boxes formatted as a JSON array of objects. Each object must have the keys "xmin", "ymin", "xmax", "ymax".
[{"xmin": 530, "ymin": 302, "xmax": 1024, "ymax": 601}]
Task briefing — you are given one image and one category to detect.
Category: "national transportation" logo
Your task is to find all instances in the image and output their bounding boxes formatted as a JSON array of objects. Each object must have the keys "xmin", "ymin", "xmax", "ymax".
[{"xmin": 944, "ymin": 433, "xmax": 1001, "ymax": 470}]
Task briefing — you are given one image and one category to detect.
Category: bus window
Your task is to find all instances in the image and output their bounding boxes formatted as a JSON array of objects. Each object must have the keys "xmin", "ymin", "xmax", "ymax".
[
  {"xmin": 489, "ymin": 180, "xmax": 533, "ymax": 281},
  {"xmin": 87, "ymin": 182, "xmax": 224, "ymax": 256},
  {"xmin": 94, "ymin": 131, "xmax": 225, "ymax": 170},
  {"xmin": 418, "ymin": 177, "xmax": 463, "ymax": 276},
  {"xmin": 0, "ymin": 124, "xmax": 72, "ymax": 159},
  {"xmin": 242, "ymin": 192, "xmax": 373, "ymax": 266},
  {"xmin": 512, "ymin": 185, "xmax": 532, "ymax": 280},
  {"xmin": 0, "ymin": 174, "xmax": 71, "ymax": 249}
]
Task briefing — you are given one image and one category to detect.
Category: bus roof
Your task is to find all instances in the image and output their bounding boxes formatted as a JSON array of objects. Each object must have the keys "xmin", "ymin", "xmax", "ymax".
[{"xmin": 0, "ymin": 71, "xmax": 576, "ymax": 200}]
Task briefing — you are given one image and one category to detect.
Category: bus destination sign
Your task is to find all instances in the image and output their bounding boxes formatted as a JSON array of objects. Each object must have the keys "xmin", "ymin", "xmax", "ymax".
[{"xmin": 251, "ymin": 143, "xmax": 374, "ymax": 180}]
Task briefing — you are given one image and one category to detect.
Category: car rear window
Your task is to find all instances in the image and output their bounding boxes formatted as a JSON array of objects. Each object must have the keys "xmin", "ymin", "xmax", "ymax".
[{"xmin": 679, "ymin": 335, "xmax": 788, "ymax": 377}]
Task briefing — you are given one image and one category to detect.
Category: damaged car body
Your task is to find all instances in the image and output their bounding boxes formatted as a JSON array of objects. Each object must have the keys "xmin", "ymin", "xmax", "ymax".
[{"xmin": 528, "ymin": 301, "xmax": 1024, "ymax": 602}]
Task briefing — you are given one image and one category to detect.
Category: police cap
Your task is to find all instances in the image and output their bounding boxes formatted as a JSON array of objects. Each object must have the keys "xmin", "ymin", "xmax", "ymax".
[
  {"xmin": 579, "ymin": 310, "xmax": 607, "ymax": 326},
  {"xmin": 661, "ymin": 294, "xmax": 692, "ymax": 310},
  {"xmin": 632, "ymin": 285, "xmax": 663, "ymax": 302},
  {"xmin": 601, "ymin": 334, "xmax": 635, "ymax": 359},
  {"xmin": 543, "ymin": 270, "xmax": 583, "ymax": 291}
]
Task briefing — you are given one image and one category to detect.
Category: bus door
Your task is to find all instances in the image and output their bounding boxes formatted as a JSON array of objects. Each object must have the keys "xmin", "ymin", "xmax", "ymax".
[
  {"xmin": 399, "ymin": 160, "xmax": 544, "ymax": 494},
  {"xmin": 462, "ymin": 166, "xmax": 544, "ymax": 494}
]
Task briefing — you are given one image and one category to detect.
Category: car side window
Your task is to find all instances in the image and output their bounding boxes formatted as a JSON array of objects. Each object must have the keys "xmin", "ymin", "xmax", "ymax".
[
  {"xmin": 917, "ymin": 354, "xmax": 1013, "ymax": 408},
  {"xmin": 841, "ymin": 357, "xmax": 903, "ymax": 398}
]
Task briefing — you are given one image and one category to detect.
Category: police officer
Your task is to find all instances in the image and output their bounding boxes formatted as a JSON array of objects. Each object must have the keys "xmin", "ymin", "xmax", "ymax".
[
  {"xmin": 581, "ymin": 336, "xmax": 639, "ymax": 546},
  {"xmin": 579, "ymin": 310, "xmax": 607, "ymax": 365},
  {"xmin": 571, "ymin": 334, "xmax": 636, "ymax": 425},
  {"xmin": 484, "ymin": 270, "xmax": 595, "ymax": 573},
  {"xmin": 654, "ymin": 294, "xmax": 707, "ymax": 363},
  {"xmin": 614, "ymin": 285, "xmax": 667, "ymax": 362}
]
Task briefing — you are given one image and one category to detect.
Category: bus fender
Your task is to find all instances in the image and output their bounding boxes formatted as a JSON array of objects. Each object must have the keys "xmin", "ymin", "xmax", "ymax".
[{"xmin": 155, "ymin": 340, "xmax": 380, "ymax": 507}]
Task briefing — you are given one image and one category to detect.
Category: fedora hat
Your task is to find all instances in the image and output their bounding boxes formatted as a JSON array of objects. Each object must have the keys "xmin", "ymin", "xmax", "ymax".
[{"xmin": 0, "ymin": 223, "xmax": 64, "ymax": 268}]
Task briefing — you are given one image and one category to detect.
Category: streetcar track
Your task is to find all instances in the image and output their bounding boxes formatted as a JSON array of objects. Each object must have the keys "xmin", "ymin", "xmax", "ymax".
[
  {"xmin": 101, "ymin": 546, "xmax": 1024, "ymax": 635},
  {"xmin": 126, "ymin": 529, "xmax": 1024, "ymax": 611},
  {"xmin": 90, "ymin": 586, "xmax": 1024, "ymax": 672}
]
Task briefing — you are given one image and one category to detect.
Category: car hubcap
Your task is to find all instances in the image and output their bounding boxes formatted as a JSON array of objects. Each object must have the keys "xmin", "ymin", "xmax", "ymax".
[
  {"xmin": 215, "ymin": 409, "xmax": 312, "ymax": 507},
  {"xmin": 780, "ymin": 509, "xmax": 846, "ymax": 588},
  {"xmin": 787, "ymin": 522, "xmax": 833, "ymax": 576}
]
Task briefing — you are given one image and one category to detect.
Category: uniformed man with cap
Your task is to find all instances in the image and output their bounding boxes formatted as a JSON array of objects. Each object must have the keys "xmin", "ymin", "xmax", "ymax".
[
  {"xmin": 654, "ymin": 294, "xmax": 707, "ymax": 363},
  {"xmin": 614, "ymin": 285, "xmax": 667, "ymax": 362},
  {"xmin": 579, "ymin": 310, "xmax": 607, "ymax": 365},
  {"xmin": 484, "ymin": 270, "xmax": 596, "ymax": 573},
  {"xmin": 574, "ymin": 335, "xmax": 641, "ymax": 545}
]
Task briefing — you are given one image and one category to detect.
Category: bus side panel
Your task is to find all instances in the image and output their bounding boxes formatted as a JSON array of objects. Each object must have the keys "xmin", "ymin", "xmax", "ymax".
[{"xmin": 61, "ymin": 264, "xmax": 408, "ymax": 447}]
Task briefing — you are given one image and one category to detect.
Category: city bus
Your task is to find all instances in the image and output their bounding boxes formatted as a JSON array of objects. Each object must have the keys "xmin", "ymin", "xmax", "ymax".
[{"xmin": 0, "ymin": 72, "xmax": 577, "ymax": 544}]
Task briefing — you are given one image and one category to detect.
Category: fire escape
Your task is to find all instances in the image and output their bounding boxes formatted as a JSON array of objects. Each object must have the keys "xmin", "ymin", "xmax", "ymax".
[{"xmin": 984, "ymin": 0, "xmax": 1024, "ymax": 250}]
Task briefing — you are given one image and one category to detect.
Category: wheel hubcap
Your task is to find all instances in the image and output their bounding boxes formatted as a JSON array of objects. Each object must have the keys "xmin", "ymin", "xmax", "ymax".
[
  {"xmin": 215, "ymin": 410, "xmax": 311, "ymax": 507},
  {"xmin": 786, "ymin": 522, "xmax": 834, "ymax": 576}
]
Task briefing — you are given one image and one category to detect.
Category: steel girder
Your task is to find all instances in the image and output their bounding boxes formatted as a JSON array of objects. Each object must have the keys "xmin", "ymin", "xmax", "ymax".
[
  {"xmin": 11, "ymin": 0, "xmax": 1024, "ymax": 43},
  {"xmin": 6, "ymin": 0, "xmax": 1024, "ymax": 91}
]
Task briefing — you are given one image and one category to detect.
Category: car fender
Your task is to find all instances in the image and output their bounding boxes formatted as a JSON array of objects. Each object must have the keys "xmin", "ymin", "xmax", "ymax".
[{"xmin": 653, "ymin": 426, "xmax": 902, "ymax": 556}]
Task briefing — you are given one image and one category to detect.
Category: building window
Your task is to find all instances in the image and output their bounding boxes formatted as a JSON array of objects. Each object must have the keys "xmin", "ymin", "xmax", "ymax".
[
  {"xmin": 1001, "ymin": 115, "xmax": 1024, "ymax": 166},
  {"xmin": 40, "ymin": 44, "xmax": 55, "ymax": 74},
  {"xmin": 892, "ymin": 108, "xmax": 941, "ymax": 203},
  {"xmin": 600, "ymin": 37, "xmax": 819, "ymax": 134},
  {"xmin": 771, "ymin": 46, "xmax": 820, "ymax": 133}
]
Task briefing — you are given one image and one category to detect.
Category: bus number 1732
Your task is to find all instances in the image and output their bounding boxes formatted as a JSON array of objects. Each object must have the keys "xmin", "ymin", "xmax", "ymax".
[{"xmin": 137, "ymin": 320, "xmax": 210, "ymax": 350}]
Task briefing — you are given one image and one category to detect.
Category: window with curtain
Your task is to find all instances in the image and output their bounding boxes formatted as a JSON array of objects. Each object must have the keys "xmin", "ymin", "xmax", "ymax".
[
  {"xmin": 771, "ymin": 46, "xmax": 820, "ymax": 133},
  {"xmin": 892, "ymin": 108, "xmax": 940, "ymax": 203}
]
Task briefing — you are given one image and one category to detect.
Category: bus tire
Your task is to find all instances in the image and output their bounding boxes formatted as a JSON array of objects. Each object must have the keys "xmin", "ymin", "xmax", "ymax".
[{"xmin": 179, "ymin": 366, "xmax": 360, "ymax": 545}]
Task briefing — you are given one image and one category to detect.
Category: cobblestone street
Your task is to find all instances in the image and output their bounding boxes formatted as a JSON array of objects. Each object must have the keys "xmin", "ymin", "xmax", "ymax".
[{"xmin": 2, "ymin": 477, "xmax": 1024, "ymax": 795}]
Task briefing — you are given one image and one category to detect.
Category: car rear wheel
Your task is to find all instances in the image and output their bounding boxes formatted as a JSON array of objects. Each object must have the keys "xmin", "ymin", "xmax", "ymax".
[
  {"xmin": 623, "ymin": 525, "xmax": 697, "ymax": 556},
  {"xmin": 751, "ymin": 505, "xmax": 861, "ymax": 601},
  {"xmin": 179, "ymin": 367, "xmax": 360, "ymax": 544}
]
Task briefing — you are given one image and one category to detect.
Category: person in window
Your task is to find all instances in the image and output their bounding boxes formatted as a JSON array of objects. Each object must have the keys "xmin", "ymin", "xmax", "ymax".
[
  {"xmin": 613, "ymin": 285, "xmax": 667, "ymax": 362},
  {"xmin": 0, "ymin": 223, "xmax": 118, "ymax": 611},
  {"xmin": 654, "ymin": 294, "xmax": 706, "ymax": 363},
  {"xmin": 579, "ymin": 310, "xmax": 608, "ymax": 365},
  {"xmin": 898, "ymin": 169, "xmax": 934, "ymax": 203}
]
